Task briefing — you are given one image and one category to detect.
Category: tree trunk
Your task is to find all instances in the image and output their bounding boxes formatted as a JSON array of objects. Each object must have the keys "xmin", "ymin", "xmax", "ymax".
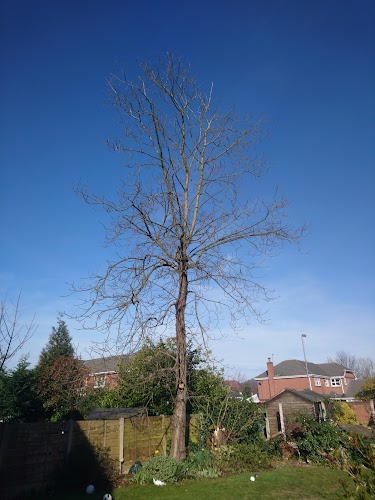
[{"xmin": 170, "ymin": 260, "xmax": 188, "ymax": 460}]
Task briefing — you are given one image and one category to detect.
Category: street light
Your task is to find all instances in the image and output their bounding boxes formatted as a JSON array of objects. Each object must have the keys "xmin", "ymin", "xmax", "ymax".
[{"xmin": 301, "ymin": 333, "xmax": 312, "ymax": 390}]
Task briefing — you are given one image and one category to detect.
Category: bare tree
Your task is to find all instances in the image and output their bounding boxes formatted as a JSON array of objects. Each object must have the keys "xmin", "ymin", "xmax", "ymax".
[
  {"xmin": 328, "ymin": 351, "xmax": 357, "ymax": 371},
  {"xmin": 72, "ymin": 54, "xmax": 304, "ymax": 459},
  {"xmin": 0, "ymin": 293, "xmax": 37, "ymax": 371},
  {"xmin": 328, "ymin": 350, "xmax": 375, "ymax": 379}
]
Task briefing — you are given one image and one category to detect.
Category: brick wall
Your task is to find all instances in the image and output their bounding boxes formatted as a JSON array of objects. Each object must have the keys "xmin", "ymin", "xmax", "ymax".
[{"xmin": 347, "ymin": 401, "xmax": 373, "ymax": 426}]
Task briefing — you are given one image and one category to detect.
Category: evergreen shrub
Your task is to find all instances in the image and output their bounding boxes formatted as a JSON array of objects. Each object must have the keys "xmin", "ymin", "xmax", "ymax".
[
  {"xmin": 132, "ymin": 456, "xmax": 185, "ymax": 483},
  {"xmin": 183, "ymin": 448, "xmax": 220, "ymax": 478},
  {"xmin": 213, "ymin": 443, "xmax": 273, "ymax": 474}
]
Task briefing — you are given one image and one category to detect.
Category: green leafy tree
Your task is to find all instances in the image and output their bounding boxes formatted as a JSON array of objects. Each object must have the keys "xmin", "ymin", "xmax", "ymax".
[
  {"xmin": 36, "ymin": 318, "xmax": 74, "ymax": 369},
  {"xmin": 82, "ymin": 339, "xmax": 227, "ymax": 419},
  {"xmin": 115, "ymin": 339, "xmax": 176, "ymax": 415},
  {"xmin": 0, "ymin": 357, "xmax": 43, "ymax": 422},
  {"xmin": 189, "ymin": 367, "xmax": 229, "ymax": 414},
  {"xmin": 37, "ymin": 354, "xmax": 89, "ymax": 421},
  {"xmin": 35, "ymin": 319, "xmax": 83, "ymax": 420}
]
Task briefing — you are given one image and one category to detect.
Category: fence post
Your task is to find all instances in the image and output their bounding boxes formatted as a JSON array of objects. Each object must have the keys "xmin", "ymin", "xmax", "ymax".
[
  {"xmin": 162, "ymin": 415, "xmax": 167, "ymax": 456},
  {"xmin": 119, "ymin": 418, "xmax": 124, "ymax": 474}
]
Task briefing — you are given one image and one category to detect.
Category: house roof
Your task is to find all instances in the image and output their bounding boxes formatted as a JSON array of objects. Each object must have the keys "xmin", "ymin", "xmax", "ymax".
[
  {"xmin": 255, "ymin": 359, "xmax": 351, "ymax": 379},
  {"xmin": 83, "ymin": 354, "xmax": 131, "ymax": 374},
  {"xmin": 266, "ymin": 388, "xmax": 326, "ymax": 404},
  {"xmin": 225, "ymin": 380, "xmax": 243, "ymax": 391},
  {"xmin": 317, "ymin": 362, "xmax": 351, "ymax": 377},
  {"xmin": 342, "ymin": 379, "xmax": 368, "ymax": 398},
  {"xmin": 87, "ymin": 407, "xmax": 147, "ymax": 420}
]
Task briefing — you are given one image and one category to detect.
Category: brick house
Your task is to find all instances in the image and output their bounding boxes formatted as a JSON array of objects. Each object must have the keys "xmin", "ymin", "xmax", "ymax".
[
  {"xmin": 83, "ymin": 354, "xmax": 131, "ymax": 390},
  {"xmin": 255, "ymin": 358, "xmax": 356, "ymax": 402}
]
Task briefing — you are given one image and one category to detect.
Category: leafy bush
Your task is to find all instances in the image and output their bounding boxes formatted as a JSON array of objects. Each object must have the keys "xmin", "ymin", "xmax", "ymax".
[
  {"xmin": 339, "ymin": 432, "xmax": 375, "ymax": 498},
  {"xmin": 347, "ymin": 433, "xmax": 375, "ymax": 468},
  {"xmin": 132, "ymin": 456, "xmax": 185, "ymax": 483},
  {"xmin": 331, "ymin": 401, "xmax": 357, "ymax": 425},
  {"xmin": 195, "ymin": 397, "xmax": 265, "ymax": 447},
  {"xmin": 213, "ymin": 443, "xmax": 273, "ymax": 474},
  {"xmin": 340, "ymin": 461, "xmax": 375, "ymax": 499},
  {"xmin": 183, "ymin": 448, "xmax": 220, "ymax": 478},
  {"xmin": 287, "ymin": 413, "xmax": 349, "ymax": 464},
  {"xmin": 264, "ymin": 434, "xmax": 284, "ymax": 458}
]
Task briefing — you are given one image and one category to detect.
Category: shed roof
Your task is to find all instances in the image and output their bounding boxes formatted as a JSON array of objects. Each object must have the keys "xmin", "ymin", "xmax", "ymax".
[
  {"xmin": 266, "ymin": 388, "xmax": 326, "ymax": 404},
  {"xmin": 87, "ymin": 407, "xmax": 147, "ymax": 420}
]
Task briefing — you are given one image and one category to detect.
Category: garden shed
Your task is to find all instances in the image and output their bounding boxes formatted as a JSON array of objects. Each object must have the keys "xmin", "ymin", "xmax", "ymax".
[{"xmin": 264, "ymin": 389, "xmax": 327, "ymax": 438}]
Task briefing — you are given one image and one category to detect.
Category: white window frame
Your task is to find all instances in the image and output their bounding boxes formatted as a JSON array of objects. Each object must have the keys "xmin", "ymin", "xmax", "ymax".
[
  {"xmin": 94, "ymin": 374, "xmax": 106, "ymax": 389},
  {"xmin": 331, "ymin": 378, "xmax": 341, "ymax": 387},
  {"xmin": 314, "ymin": 377, "xmax": 321, "ymax": 387},
  {"xmin": 324, "ymin": 379, "xmax": 330, "ymax": 387}
]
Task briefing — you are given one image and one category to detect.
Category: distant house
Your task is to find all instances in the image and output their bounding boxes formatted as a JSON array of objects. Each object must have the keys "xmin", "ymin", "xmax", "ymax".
[
  {"xmin": 255, "ymin": 358, "xmax": 356, "ymax": 402},
  {"xmin": 83, "ymin": 354, "xmax": 131, "ymax": 390},
  {"xmin": 264, "ymin": 388, "xmax": 327, "ymax": 438},
  {"xmin": 224, "ymin": 379, "xmax": 259, "ymax": 402}
]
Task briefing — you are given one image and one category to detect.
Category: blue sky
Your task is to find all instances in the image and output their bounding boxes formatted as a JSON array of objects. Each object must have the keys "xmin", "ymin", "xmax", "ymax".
[{"xmin": 1, "ymin": 0, "xmax": 374, "ymax": 379}]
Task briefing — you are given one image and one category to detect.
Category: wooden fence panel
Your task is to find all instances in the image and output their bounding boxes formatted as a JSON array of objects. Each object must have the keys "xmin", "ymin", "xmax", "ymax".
[{"xmin": 0, "ymin": 414, "xmax": 201, "ymax": 498}]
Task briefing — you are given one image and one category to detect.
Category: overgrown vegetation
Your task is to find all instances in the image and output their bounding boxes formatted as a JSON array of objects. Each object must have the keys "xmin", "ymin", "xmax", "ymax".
[
  {"xmin": 212, "ymin": 442, "xmax": 274, "ymax": 474},
  {"xmin": 331, "ymin": 401, "xmax": 357, "ymax": 425},
  {"xmin": 284, "ymin": 412, "xmax": 374, "ymax": 499},
  {"xmin": 286, "ymin": 413, "xmax": 349, "ymax": 464},
  {"xmin": 132, "ymin": 456, "xmax": 185, "ymax": 484}
]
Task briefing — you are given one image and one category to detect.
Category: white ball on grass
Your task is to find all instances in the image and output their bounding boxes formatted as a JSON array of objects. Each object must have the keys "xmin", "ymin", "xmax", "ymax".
[
  {"xmin": 86, "ymin": 484, "xmax": 95, "ymax": 494},
  {"xmin": 250, "ymin": 476, "xmax": 255, "ymax": 481},
  {"xmin": 103, "ymin": 494, "xmax": 112, "ymax": 500}
]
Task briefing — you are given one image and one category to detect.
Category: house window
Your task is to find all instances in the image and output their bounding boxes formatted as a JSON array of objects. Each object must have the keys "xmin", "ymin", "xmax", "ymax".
[
  {"xmin": 331, "ymin": 378, "xmax": 341, "ymax": 387},
  {"xmin": 314, "ymin": 377, "xmax": 321, "ymax": 387},
  {"xmin": 324, "ymin": 379, "xmax": 330, "ymax": 387},
  {"xmin": 94, "ymin": 375, "xmax": 106, "ymax": 388}
]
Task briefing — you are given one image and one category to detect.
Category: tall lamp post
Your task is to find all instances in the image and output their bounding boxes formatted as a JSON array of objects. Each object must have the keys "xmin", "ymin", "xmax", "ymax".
[{"xmin": 301, "ymin": 333, "xmax": 312, "ymax": 390}]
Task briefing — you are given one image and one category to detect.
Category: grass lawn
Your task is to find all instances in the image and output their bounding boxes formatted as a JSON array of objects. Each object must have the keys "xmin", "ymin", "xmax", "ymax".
[{"xmin": 49, "ymin": 465, "xmax": 352, "ymax": 500}]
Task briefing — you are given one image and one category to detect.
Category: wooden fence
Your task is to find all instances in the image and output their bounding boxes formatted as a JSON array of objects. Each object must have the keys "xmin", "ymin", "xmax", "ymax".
[{"xmin": 0, "ymin": 414, "xmax": 201, "ymax": 498}]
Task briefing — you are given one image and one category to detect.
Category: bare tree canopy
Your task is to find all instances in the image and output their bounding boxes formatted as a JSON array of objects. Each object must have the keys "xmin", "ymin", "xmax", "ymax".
[
  {"xmin": 328, "ymin": 350, "xmax": 375, "ymax": 379},
  {"xmin": 72, "ymin": 53, "xmax": 304, "ymax": 459},
  {"xmin": 0, "ymin": 293, "xmax": 37, "ymax": 371}
]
